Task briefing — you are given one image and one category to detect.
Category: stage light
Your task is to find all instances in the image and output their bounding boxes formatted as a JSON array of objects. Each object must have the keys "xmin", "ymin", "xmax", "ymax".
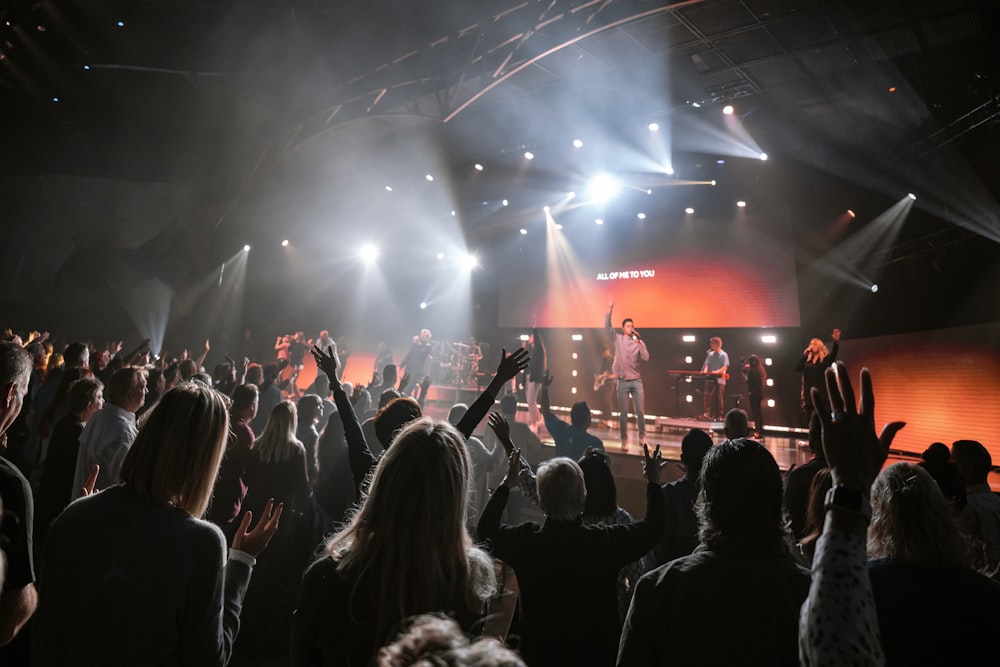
[
  {"xmin": 711, "ymin": 180, "xmax": 717, "ymax": 186},
  {"xmin": 425, "ymin": 174, "xmax": 434, "ymax": 182},
  {"xmin": 722, "ymin": 104, "xmax": 734, "ymax": 115},
  {"xmin": 385, "ymin": 185, "xmax": 393, "ymax": 192},
  {"xmin": 524, "ymin": 151, "xmax": 534, "ymax": 160},
  {"xmin": 691, "ymin": 102, "xmax": 702, "ymax": 108},
  {"xmin": 436, "ymin": 252, "xmax": 444, "ymax": 259},
  {"xmin": 716, "ymin": 159, "xmax": 725, "ymax": 164},
  {"xmin": 587, "ymin": 173, "xmax": 621, "ymax": 204},
  {"xmin": 766, "ymin": 378, "xmax": 774, "ymax": 387},
  {"xmin": 736, "ymin": 200, "xmax": 746, "ymax": 208},
  {"xmin": 888, "ymin": 86, "xmax": 896, "ymax": 93},
  {"xmin": 648, "ymin": 122, "xmax": 659, "ymax": 132},
  {"xmin": 451, "ymin": 210, "xmax": 456, "ymax": 216},
  {"xmin": 116, "ymin": 21, "xmax": 125, "ymax": 27},
  {"xmin": 555, "ymin": 223, "xmax": 563, "ymax": 230},
  {"xmin": 665, "ymin": 165, "xmax": 674, "ymax": 175},
  {"xmin": 359, "ymin": 244, "xmax": 379, "ymax": 263},
  {"xmin": 571, "ymin": 370, "xmax": 578, "ymax": 377},
  {"xmin": 519, "ymin": 334, "xmax": 530, "ymax": 341},
  {"xmin": 907, "ymin": 193, "xmax": 916, "ymax": 200},
  {"xmin": 759, "ymin": 152, "xmax": 768, "ymax": 161},
  {"xmin": 573, "ymin": 139, "xmax": 583, "ymax": 148},
  {"xmin": 571, "ymin": 387, "xmax": 578, "ymax": 394},
  {"xmin": 847, "ymin": 209, "xmax": 856, "ymax": 218},
  {"xmin": 243, "ymin": 244, "xmax": 251, "ymax": 252},
  {"xmin": 419, "ymin": 302, "xmax": 427, "ymax": 309},
  {"xmin": 462, "ymin": 254, "xmax": 479, "ymax": 270},
  {"xmin": 647, "ymin": 189, "xmax": 653, "ymax": 195},
  {"xmin": 761, "ymin": 335, "xmax": 777, "ymax": 344},
  {"xmin": 572, "ymin": 353, "xmax": 578, "ymax": 360},
  {"xmin": 764, "ymin": 358, "xmax": 772, "ymax": 366},
  {"xmin": 570, "ymin": 333, "xmax": 583, "ymax": 341},
  {"xmin": 684, "ymin": 355, "xmax": 693, "ymax": 364},
  {"xmin": 767, "ymin": 399, "xmax": 775, "ymax": 408},
  {"xmin": 568, "ymin": 192, "xmax": 576, "ymax": 199},
  {"xmin": 502, "ymin": 199, "xmax": 509, "ymax": 207},
  {"xmin": 52, "ymin": 97, "xmax": 59, "ymax": 103},
  {"xmin": 519, "ymin": 228, "xmax": 527, "ymax": 235},
  {"xmin": 686, "ymin": 395, "xmax": 693, "ymax": 403},
  {"xmin": 685, "ymin": 207, "xmax": 694, "ymax": 214},
  {"xmin": 281, "ymin": 239, "xmax": 289, "ymax": 247},
  {"xmin": 595, "ymin": 218, "xmax": 604, "ymax": 225},
  {"xmin": 682, "ymin": 335, "xmax": 696, "ymax": 342},
  {"xmin": 474, "ymin": 163, "xmax": 484, "ymax": 171},
  {"xmin": 871, "ymin": 284, "xmax": 879, "ymax": 293},
  {"xmin": 637, "ymin": 212, "xmax": 646, "ymax": 220},
  {"xmin": 83, "ymin": 65, "xmax": 90, "ymax": 70}
]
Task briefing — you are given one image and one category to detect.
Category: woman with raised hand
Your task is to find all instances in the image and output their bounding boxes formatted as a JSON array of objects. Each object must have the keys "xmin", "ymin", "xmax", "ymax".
[
  {"xmin": 33, "ymin": 381, "xmax": 282, "ymax": 666},
  {"xmin": 292, "ymin": 417, "xmax": 496, "ymax": 666}
]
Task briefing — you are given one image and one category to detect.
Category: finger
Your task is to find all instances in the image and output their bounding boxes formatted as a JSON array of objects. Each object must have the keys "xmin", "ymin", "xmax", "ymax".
[
  {"xmin": 265, "ymin": 504, "xmax": 284, "ymax": 532},
  {"xmin": 859, "ymin": 367, "xmax": 875, "ymax": 428},
  {"xmin": 500, "ymin": 347, "xmax": 508, "ymax": 359},
  {"xmin": 810, "ymin": 387, "xmax": 831, "ymax": 431},
  {"xmin": 835, "ymin": 362, "xmax": 857, "ymax": 416},
  {"xmin": 237, "ymin": 510, "xmax": 253, "ymax": 536},
  {"xmin": 84, "ymin": 464, "xmax": 100, "ymax": 492},
  {"xmin": 878, "ymin": 421, "xmax": 906, "ymax": 456},
  {"xmin": 824, "ymin": 367, "xmax": 845, "ymax": 414}
]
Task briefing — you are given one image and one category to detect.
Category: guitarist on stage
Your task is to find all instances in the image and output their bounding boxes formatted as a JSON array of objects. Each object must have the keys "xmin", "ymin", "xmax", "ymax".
[
  {"xmin": 605, "ymin": 296, "xmax": 650, "ymax": 447},
  {"xmin": 700, "ymin": 336, "xmax": 730, "ymax": 421},
  {"xmin": 593, "ymin": 344, "xmax": 616, "ymax": 428}
]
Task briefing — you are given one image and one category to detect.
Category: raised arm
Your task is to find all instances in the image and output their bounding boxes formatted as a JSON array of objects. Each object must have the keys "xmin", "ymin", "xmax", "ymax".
[
  {"xmin": 605, "ymin": 296, "xmax": 615, "ymax": 340},
  {"xmin": 456, "ymin": 347, "xmax": 529, "ymax": 440},
  {"xmin": 312, "ymin": 345, "xmax": 376, "ymax": 495},
  {"xmin": 799, "ymin": 362, "xmax": 904, "ymax": 667}
]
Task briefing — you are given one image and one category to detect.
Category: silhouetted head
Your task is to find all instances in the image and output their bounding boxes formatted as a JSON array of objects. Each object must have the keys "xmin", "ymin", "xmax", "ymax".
[
  {"xmin": 570, "ymin": 401, "xmax": 591, "ymax": 429},
  {"xmin": 537, "ymin": 457, "xmax": 587, "ymax": 520},
  {"xmin": 578, "ymin": 448, "xmax": 616, "ymax": 517}
]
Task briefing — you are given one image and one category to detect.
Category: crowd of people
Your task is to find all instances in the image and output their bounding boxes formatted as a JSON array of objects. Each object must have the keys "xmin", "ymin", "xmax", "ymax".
[{"xmin": 0, "ymin": 324, "xmax": 997, "ymax": 666}]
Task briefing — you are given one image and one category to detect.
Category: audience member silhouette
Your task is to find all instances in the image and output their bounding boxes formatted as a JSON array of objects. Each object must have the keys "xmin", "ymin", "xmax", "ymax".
[
  {"xmin": 33, "ymin": 382, "xmax": 282, "ymax": 665},
  {"xmin": 952, "ymin": 439, "xmax": 1000, "ymax": 568},
  {"xmin": 292, "ymin": 418, "xmax": 496, "ymax": 665},
  {"xmin": 618, "ymin": 438, "xmax": 809, "ymax": 666},
  {"xmin": 918, "ymin": 441, "xmax": 966, "ymax": 511},
  {"xmin": 723, "ymin": 408, "xmax": 749, "ymax": 440},
  {"xmin": 208, "ymin": 383, "xmax": 258, "ymax": 539},
  {"xmin": 479, "ymin": 424, "xmax": 664, "ymax": 667},
  {"xmin": 539, "ymin": 373, "xmax": 603, "ymax": 460},
  {"xmin": 376, "ymin": 613, "xmax": 525, "ymax": 667},
  {"xmin": 448, "ymin": 402, "xmax": 506, "ymax": 534},
  {"xmin": 783, "ymin": 417, "xmax": 828, "ymax": 540},
  {"xmin": 792, "ymin": 467, "xmax": 831, "ymax": 567},
  {"xmin": 652, "ymin": 427, "xmax": 712, "ymax": 567}
]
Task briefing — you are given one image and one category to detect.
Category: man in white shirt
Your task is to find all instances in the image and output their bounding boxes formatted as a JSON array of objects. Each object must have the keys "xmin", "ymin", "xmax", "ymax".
[{"xmin": 72, "ymin": 366, "xmax": 147, "ymax": 498}]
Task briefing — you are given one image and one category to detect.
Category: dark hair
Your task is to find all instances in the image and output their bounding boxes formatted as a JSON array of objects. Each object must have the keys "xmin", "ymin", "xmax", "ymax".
[
  {"xmin": 231, "ymin": 383, "xmax": 259, "ymax": 411},
  {"xmin": 579, "ymin": 448, "xmax": 616, "ymax": 516},
  {"xmin": 63, "ymin": 341, "xmax": 89, "ymax": 368},
  {"xmin": 68, "ymin": 377, "xmax": 104, "ymax": 414},
  {"xmin": 621, "ymin": 318, "xmax": 633, "ymax": 328},
  {"xmin": 499, "ymin": 394, "xmax": 517, "ymax": 415},
  {"xmin": 697, "ymin": 438, "xmax": 788, "ymax": 556},
  {"xmin": 952, "ymin": 440, "xmax": 992, "ymax": 483},
  {"xmin": 680, "ymin": 428, "xmax": 713, "ymax": 477},
  {"xmin": 298, "ymin": 394, "xmax": 324, "ymax": 425},
  {"xmin": 375, "ymin": 396, "xmax": 423, "ymax": 448},
  {"xmin": 106, "ymin": 367, "xmax": 147, "ymax": 406},
  {"xmin": 570, "ymin": 401, "xmax": 591, "ymax": 428},
  {"xmin": 723, "ymin": 409, "xmax": 749, "ymax": 439}
]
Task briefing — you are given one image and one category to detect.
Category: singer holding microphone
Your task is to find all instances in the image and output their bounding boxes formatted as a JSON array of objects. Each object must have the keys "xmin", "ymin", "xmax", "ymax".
[
  {"xmin": 605, "ymin": 296, "xmax": 650, "ymax": 448},
  {"xmin": 794, "ymin": 328, "xmax": 841, "ymax": 420}
]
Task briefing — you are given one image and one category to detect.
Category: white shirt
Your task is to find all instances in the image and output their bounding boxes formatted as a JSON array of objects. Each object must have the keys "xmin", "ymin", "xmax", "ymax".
[{"xmin": 72, "ymin": 403, "xmax": 138, "ymax": 499}]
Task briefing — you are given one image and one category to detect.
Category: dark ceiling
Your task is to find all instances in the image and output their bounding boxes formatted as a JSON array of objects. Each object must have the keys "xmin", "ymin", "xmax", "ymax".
[{"xmin": 1, "ymin": 0, "xmax": 999, "ymax": 343}]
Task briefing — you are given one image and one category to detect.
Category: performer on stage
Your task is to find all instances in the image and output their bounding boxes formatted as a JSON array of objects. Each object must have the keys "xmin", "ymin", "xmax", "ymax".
[
  {"xmin": 594, "ymin": 344, "xmax": 616, "ymax": 428},
  {"xmin": 742, "ymin": 354, "xmax": 766, "ymax": 438},
  {"xmin": 524, "ymin": 326, "xmax": 546, "ymax": 430},
  {"xmin": 700, "ymin": 337, "xmax": 729, "ymax": 421},
  {"xmin": 794, "ymin": 328, "xmax": 840, "ymax": 419},
  {"xmin": 605, "ymin": 297, "xmax": 649, "ymax": 446},
  {"xmin": 400, "ymin": 329, "xmax": 433, "ymax": 393}
]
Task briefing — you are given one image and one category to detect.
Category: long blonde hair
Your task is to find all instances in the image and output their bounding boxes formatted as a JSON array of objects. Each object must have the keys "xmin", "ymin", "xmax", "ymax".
[
  {"xmin": 119, "ymin": 382, "xmax": 229, "ymax": 518},
  {"xmin": 254, "ymin": 400, "xmax": 304, "ymax": 464},
  {"xmin": 806, "ymin": 338, "xmax": 828, "ymax": 363},
  {"xmin": 325, "ymin": 417, "xmax": 495, "ymax": 645}
]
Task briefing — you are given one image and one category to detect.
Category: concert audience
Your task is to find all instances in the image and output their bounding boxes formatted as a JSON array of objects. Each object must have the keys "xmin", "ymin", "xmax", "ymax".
[
  {"xmin": 448, "ymin": 402, "xmax": 507, "ymax": 534},
  {"xmin": 723, "ymin": 407, "xmax": 749, "ymax": 439},
  {"xmin": 783, "ymin": 417, "xmax": 828, "ymax": 540},
  {"xmin": 792, "ymin": 467, "xmax": 832, "ymax": 567},
  {"xmin": 377, "ymin": 613, "xmax": 525, "ymax": 667},
  {"xmin": 952, "ymin": 439, "xmax": 1000, "ymax": 569},
  {"xmin": 208, "ymin": 383, "xmax": 257, "ymax": 539},
  {"xmin": 917, "ymin": 441, "xmax": 966, "ymax": 511},
  {"xmin": 539, "ymin": 373, "xmax": 603, "ymax": 460}
]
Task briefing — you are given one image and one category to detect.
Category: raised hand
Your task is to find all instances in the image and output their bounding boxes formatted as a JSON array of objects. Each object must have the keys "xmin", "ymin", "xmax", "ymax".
[
  {"xmin": 642, "ymin": 443, "xmax": 665, "ymax": 484},
  {"xmin": 311, "ymin": 345, "xmax": 339, "ymax": 382},
  {"xmin": 495, "ymin": 347, "xmax": 530, "ymax": 384},
  {"xmin": 351, "ymin": 383, "xmax": 365, "ymax": 403},
  {"xmin": 231, "ymin": 498, "xmax": 283, "ymax": 558},
  {"xmin": 419, "ymin": 374, "xmax": 432, "ymax": 393},
  {"xmin": 502, "ymin": 448, "xmax": 527, "ymax": 489},
  {"xmin": 831, "ymin": 328, "xmax": 842, "ymax": 342},
  {"xmin": 608, "ymin": 295, "xmax": 614, "ymax": 310},
  {"xmin": 541, "ymin": 371, "xmax": 554, "ymax": 388},
  {"xmin": 488, "ymin": 411, "xmax": 513, "ymax": 453},
  {"xmin": 398, "ymin": 372, "xmax": 412, "ymax": 392},
  {"xmin": 810, "ymin": 361, "xmax": 904, "ymax": 492},
  {"xmin": 81, "ymin": 465, "xmax": 100, "ymax": 497}
]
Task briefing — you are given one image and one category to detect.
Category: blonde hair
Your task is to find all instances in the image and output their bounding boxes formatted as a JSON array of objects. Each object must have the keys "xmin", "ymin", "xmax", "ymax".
[
  {"xmin": 808, "ymin": 338, "xmax": 828, "ymax": 362},
  {"xmin": 868, "ymin": 463, "xmax": 969, "ymax": 568},
  {"xmin": 119, "ymin": 382, "xmax": 229, "ymax": 518},
  {"xmin": 537, "ymin": 457, "xmax": 587, "ymax": 520},
  {"xmin": 325, "ymin": 417, "xmax": 495, "ymax": 646},
  {"xmin": 254, "ymin": 400, "xmax": 304, "ymax": 464}
]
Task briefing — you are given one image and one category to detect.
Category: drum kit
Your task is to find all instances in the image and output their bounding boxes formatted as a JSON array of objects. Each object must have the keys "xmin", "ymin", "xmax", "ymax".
[{"xmin": 434, "ymin": 341, "xmax": 482, "ymax": 386}]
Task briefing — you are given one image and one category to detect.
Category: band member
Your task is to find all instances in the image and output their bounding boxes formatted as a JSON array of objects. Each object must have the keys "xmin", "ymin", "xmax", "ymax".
[
  {"xmin": 794, "ymin": 328, "xmax": 840, "ymax": 419},
  {"xmin": 701, "ymin": 337, "xmax": 729, "ymax": 421},
  {"xmin": 605, "ymin": 297, "xmax": 649, "ymax": 446},
  {"xmin": 742, "ymin": 355, "xmax": 766, "ymax": 438},
  {"xmin": 524, "ymin": 326, "xmax": 547, "ymax": 430}
]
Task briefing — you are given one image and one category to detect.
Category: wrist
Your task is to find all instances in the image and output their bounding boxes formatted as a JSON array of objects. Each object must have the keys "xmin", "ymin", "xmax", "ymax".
[{"xmin": 824, "ymin": 484, "xmax": 871, "ymax": 523}]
